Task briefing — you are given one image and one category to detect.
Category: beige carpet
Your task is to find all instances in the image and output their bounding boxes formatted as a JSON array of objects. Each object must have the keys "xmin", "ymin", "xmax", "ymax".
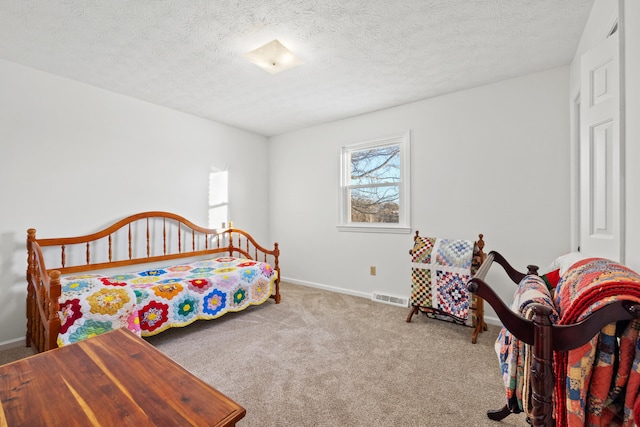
[
  {"xmin": 1, "ymin": 282, "xmax": 528, "ymax": 426},
  {"xmin": 149, "ymin": 282, "xmax": 527, "ymax": 426}
]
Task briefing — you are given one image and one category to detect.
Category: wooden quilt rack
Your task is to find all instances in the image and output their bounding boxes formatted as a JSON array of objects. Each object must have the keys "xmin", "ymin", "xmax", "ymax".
[
  {"xmin": 406, "ymin": 231, "xmax": 487, "ymax": 344},
  {"xmin": 467, "ymin": 251, "xmax": 640, "ymax": 427}
]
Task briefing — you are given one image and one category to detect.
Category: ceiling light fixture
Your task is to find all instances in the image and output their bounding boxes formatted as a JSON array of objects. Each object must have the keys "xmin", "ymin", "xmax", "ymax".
[{"xmin": 244, "ymin": 39, "xmax": 303, "ymax": 75}]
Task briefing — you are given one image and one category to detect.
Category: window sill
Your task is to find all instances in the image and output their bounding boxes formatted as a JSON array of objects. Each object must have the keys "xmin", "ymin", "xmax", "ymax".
[{"xmin": 336, "ymin": 224, "xmax": 412, "ymax": 234}]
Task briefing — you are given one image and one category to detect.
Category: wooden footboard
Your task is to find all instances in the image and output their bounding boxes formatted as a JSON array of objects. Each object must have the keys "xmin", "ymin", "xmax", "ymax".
[
  {"xmin": 26, "ymin": 211, "xmax": 280, "ymax": 353},
  {"xmin": 225, "ymin": 226, "xmax": 281, "ymax": 304},
  {"xmin": 26, "ymin": 233, "xmax": 61, "ymax": 353}
]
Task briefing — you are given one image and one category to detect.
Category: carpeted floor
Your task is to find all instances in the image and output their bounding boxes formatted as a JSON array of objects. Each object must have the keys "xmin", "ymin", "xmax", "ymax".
[
  {"xmin": 0, "ymin": 342, "xmax": 35, "ymax": 365},
  {"xmin": 1, "ymin": 282, "xmax": 528, "ymax": 426}
]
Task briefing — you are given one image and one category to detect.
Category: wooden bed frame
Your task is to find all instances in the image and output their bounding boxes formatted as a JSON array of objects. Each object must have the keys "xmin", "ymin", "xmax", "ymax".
[
  {"xmin": 26, "ymin": 211, "xmax": 280, "ymax": 353},
  {"xmin": 406, "ymin": 231, "xmax": 488, "ymax": 344},
  {"xmin": 468, "ymin": 251, "xmax": 640, "ymax": 427}
]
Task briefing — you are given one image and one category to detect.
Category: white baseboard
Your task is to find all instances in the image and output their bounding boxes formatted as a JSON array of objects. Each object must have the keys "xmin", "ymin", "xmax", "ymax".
[
  {"xmin": 281, "ymin": 277, "xmax": 371, "ymax": 300},
  {"xmin": 0, "ymin": 337, "xmax": 25, "ymax": 351},
  {"xmin": 483, "ymin": 315, "xmax": 501, "ymax": 326}
]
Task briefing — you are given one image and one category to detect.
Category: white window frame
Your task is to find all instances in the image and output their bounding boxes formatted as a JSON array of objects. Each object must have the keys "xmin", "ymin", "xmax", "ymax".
[{"xmin": 337, "ymin": 131, "xmax": 411, "ymax": 234}]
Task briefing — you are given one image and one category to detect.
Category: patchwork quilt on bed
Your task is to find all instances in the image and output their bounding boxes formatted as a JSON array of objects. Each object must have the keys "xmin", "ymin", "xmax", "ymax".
[
  {"xmin": 410, "ymin": 236, "xmax": 475, "ymax": 326},
  {"xmin": 57, "ymin": 257, "xmax": 276, "ymax": 346}
]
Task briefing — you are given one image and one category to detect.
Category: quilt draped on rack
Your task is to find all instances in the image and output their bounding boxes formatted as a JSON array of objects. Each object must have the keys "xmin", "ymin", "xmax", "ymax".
[{"xmin": 410, "ymin": 236, "xmax": 475, "ymax": 326}]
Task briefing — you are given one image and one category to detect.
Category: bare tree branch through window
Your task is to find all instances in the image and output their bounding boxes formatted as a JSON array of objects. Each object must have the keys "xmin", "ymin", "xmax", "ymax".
[
  {"xmin": 349, "ymin": 145, "xmax": 400, "ymax": 223},
  {"xmin": 339, "ymin": 132, "xmax": 410, "ymax": 232}
]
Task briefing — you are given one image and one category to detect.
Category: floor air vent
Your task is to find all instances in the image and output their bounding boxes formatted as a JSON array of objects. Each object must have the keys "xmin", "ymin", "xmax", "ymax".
[{"xmin": 371, "ymin": 292, "xmax": 409, "ymax": 308}]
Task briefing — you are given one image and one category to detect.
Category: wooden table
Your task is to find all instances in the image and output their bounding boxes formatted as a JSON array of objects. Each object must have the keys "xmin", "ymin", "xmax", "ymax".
[{"xmin": 0, "ymin": 328, "xmax": 245, "ymax": 426}]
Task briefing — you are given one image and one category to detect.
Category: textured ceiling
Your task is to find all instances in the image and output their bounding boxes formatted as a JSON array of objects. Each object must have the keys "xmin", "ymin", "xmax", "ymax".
[{"xmin": 0, "ymin": 0, "xmax": 594, "ymax": 137}]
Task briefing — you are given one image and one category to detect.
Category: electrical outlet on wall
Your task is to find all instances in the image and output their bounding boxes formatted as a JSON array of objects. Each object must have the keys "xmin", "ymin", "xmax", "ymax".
[{"xmin": 370, "ymin": 266, "xmax": 376, "ymax": 275}]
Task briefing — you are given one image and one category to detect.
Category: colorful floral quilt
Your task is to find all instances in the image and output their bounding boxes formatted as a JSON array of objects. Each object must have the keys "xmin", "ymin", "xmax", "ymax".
[
  {"xmin": 57, "ymin": 257, "xmax": 277, "ymax": 346},
  {"xmin": 410, "ymin": 236, "xmax": 475, "ymax": 326}
]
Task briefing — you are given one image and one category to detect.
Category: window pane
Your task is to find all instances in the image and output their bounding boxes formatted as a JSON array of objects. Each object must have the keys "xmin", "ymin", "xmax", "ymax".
[
  {"xmin": 209, "ymin": 170, "xmax": 228, "ymax": 206},
  {"xmin": 350, "ymin": 186, "xmax": 399, "ymax": 223},
  {"xmin": 208, "ymin": 205, "xmax": 228, "ymax": 229},
  {"xmin": 350, "ymin": 145, "xmax": 400, "ymax": 185},
  {"xmin": 208, "ymin": 170, "xmax": 228, "ymax": 229}
]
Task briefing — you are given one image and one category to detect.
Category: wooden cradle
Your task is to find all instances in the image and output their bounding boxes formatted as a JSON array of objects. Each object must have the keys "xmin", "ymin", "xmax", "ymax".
[
  {"xmin": 26, "ymin": 211, "xmax": 280, "ymax": 353},
  {"xmin": 468, "ymin": 251, "xmax": 640, "ymax": 427},
  {"xmin": 406, "ymin": 231, "xmax": 488, "ymax": 343}
]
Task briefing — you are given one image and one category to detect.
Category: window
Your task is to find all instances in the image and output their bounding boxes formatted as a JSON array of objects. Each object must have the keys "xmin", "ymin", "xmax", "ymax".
[
  {"xmin": 208, "ymin": 168, "xmax": 229, "ymax": 229},
  {"xmin": 338, "ymin": 131, "xmax": 411, "ymax": 233}
]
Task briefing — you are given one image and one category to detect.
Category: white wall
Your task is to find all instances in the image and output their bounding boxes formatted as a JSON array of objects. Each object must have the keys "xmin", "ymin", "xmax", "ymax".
[
  {"xmin": 269, "ymin": 67, "xmax": 571, "ymax": 320},
  {"xmin": 0, "ymin": 59, "xmax": 270, "ymax": 346}
]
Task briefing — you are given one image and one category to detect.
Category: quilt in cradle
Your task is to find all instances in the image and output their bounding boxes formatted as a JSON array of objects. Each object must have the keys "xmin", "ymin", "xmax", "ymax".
[
  {"xmin": 495, "ymin": 274, "xmax": 558, "ymax": 415},
  {"xmin": 552, "ymin": 258, "xmax": 640, "ymax": 427},
  {"xmin": 410, "ymin": 236, "xmax": 475, "ymax": 326},
  {"xmin": 57, "ymin": 257, "xmax": 276, "ymax": 346}
]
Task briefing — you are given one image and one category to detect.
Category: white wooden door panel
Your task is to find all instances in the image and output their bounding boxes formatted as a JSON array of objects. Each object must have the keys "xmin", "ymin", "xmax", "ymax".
[{"xmin": 579, "ymin": 33, "xmax": 622, "ymax": 261}]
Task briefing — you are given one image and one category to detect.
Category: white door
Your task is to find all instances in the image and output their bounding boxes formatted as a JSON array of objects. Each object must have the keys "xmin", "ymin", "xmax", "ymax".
[{"xmin": 579, "ymin": 32, "xmax": 623, "ymax": 262}]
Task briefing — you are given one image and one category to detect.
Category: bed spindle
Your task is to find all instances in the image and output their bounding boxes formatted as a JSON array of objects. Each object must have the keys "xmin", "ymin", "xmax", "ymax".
[
  {"xmin": 128, "ymin": 224, "xmax": 132, "ymax": 260},
  {"xmin": 61, "ymin": 245, "xmax": 66, "ymax": 268},
  {"xmin": 108, "ymin": 235, "xmax": 113, "ymax": 263},
  {"xmin": 36, "ymin": 315, "xmax": 43, "ymax": 352},
  {"xmin": 26, "ymin": 229, "xmax": 37, "ymax": 348},
  {"xmin": 26, "ymin": 278, "xmax": 34, "ymax": 348},
  {"xmin": 146, "ymin": 218, "xmax": 150, "ymax": 258},
  {"xmin": 37, "ymin": 286, "xmax": 45, "ymax": 351},
  {"xmin": 178, "ymin": 223, "xmax": 182, "ymax": 253},
  {"xmin": 49, "ymin": 271, "xmax": 61, "ymax": 318},
  {"xmin": 192, "ymin": 229, "xmax": 195, "ymax": 251},
  {"xmin": 163, "ymin": 218, "xmax": 167, "ymax": 255},
  {"xmin": 86, "ymin": 242, "xmax": 90, "ymax": 265}
]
